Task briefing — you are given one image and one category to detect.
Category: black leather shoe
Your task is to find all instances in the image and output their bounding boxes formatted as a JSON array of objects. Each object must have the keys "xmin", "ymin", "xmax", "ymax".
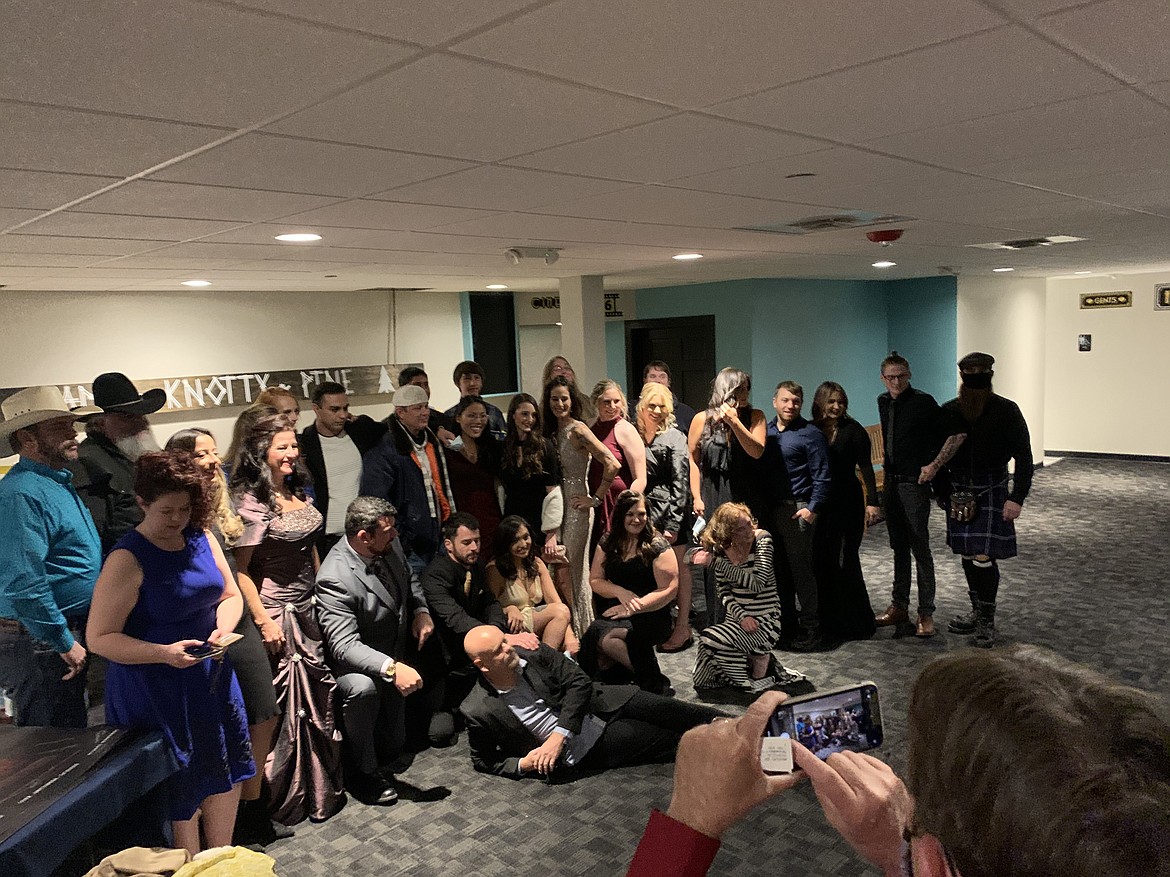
[
  {"xmin": 790, "ymin": 630, "xmax": 823, "ymax": 652},
  {"xmin": 351, "ymin": 770, "xmax": 398, "ymax": 806}
]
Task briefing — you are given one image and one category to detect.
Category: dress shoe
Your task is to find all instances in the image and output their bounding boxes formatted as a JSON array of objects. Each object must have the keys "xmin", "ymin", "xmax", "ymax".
[
  {"xmin": 657, "ymin": 634, "xmax": 694, "ymax": 654},
  {"xmin": 790, "ymin": 630, "xmax": 823, "ymax": 652},
  {"xmin": 915, "ymin": 615, "xmax": 936, "ymax": 638},
  {"xmin": 947, "ymin": 611, "xmax": 976, "ymax": 635},
  {"xmin": 874, "ymin": 605, "xmax": 909, "ymax": 627},
  {"xmin": 351, "ymin": 770, "xmax": 398, "ymax": 806}
]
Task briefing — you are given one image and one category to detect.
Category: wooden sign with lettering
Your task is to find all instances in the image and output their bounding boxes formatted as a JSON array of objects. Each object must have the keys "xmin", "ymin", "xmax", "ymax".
[
  {"xmin": 1079, "ymin": 291, "xmax": 1132, "ymax": 309},
  {"xmin": 0, "ymin": 363, "xmax": 420, "ymax": 414}
]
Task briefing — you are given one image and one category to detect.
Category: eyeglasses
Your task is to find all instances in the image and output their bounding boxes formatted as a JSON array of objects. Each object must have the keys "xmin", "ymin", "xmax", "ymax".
[{"xmin": 882, "ymin": 373, "xmax": 910, "ymax": 382}]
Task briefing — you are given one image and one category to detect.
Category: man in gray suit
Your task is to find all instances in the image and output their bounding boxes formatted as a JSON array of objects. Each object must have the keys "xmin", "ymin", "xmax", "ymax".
[{"xmin": 317, "ymin": 496, "xmax": 435, "ymax": 805}]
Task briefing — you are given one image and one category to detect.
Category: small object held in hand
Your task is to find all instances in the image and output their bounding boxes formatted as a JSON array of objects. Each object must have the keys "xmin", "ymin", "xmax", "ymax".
[{"xmin": 759, "ymin": 735, "xmax": 794, "ymax": 774}]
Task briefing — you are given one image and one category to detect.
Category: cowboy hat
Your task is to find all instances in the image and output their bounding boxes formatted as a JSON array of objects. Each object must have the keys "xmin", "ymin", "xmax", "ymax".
[
  {"xmin": 0, "ymin": 386, "xmax": 95, "ymax": 455},
  {"xmin": 89, "ymin": 372, "xmax": 166, "ymax": 416}
]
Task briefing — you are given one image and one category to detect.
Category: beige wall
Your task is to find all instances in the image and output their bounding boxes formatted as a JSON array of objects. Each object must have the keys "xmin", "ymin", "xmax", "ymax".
[
  {"xmin": 956, "ymin": 275, "xmax": 1047, "ymax": 463},
  {"xmin": 1044, "ymin": 271, "xmax": 1170, "ymax": 457},
  {"xmin": 0, "ymin": 288, "xmax": 467, "ymax": 461}
]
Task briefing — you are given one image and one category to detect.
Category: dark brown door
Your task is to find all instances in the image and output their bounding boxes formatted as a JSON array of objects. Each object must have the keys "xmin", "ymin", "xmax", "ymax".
[{"xmin": 624, "ymin": 315, "xmax": 716, "ymax": 412}]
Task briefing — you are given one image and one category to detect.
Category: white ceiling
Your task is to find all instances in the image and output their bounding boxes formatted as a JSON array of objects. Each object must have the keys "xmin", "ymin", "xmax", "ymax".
[{"xmin": 2, "ymin": 0, "xmax": 1169, "ymax": 294}]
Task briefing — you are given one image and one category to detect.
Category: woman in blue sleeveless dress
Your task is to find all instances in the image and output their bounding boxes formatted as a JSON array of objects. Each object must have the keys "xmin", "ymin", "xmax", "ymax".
[{"xmin": 87, "ymin": 451, "xmax": 254, "ymax": 856}]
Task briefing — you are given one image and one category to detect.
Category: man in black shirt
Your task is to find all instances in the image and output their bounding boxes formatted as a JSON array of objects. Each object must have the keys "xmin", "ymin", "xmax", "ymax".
[
  {"xmin": 875, "ymin": 354, "xmax": 959, "ymax": 638},
  {"xmin": 939, "ymin": 352, "xmax": 1033, "ymax": 648}
]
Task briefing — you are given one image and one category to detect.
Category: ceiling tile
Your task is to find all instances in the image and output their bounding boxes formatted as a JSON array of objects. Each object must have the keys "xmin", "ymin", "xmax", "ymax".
[
  {"xmin": 273, "ymin": 200, "xmax": 502, "ymax": 231},
  {"xmin": 376, "ymin": 166, "xmax": 635, "ymax": 210},
  {"xmin": 711, "ymin": 27, "xmax": 1116, "ymax": 141},
  {"xmin": 0, "ymin": 171, "xmax": 121, "ymax": 210},
  {"xmin": 1042, "ymin": 0, "xmax": 1170, "ymax": 84},
  {"xmin": 0, "ymin": 0, "xmax": 411, "ymax": 127},
  {"xmin": 453, "ymin": 0, "xmax": 1001, "ymax": 107},
  {"xmin": 17, "ymin": 213, "xmax": 245, "ymax": 241},
  {"xmin": 0, "ymin": 236, "xmax": 171, "ymax": 256},
  {"xmin": 0, "ymin": 208, "xmax": 50, "ymax": 231},
  {"xmin": 0, "ymin": 253, "xmax": 97, "ymax": 268},
  {"xmin": 196, "ymin": 224, "xmax": 515, "ymax": 253},
  {"xmin": 506, "ymin": 114, "xmax": 822, "ymax": 183},
  {"xmin": 224, "ymin": 0, "xmax": 542, "ymax": 45},
  {"xmin": 151, "ymin": 134, "xmax": 474, "ymax": 197},
  {"xmin": 87, "ymin": 255, "xmax": 251, "ymax": 271},
  {"xmin": 994, "ymin": 0, "xmax": 1112, "ymax": 16},
  {"xmin": 971, "ymin": 134, "xmax": 1170, "ymax": 188},
  {"xmin": 0, "ymin": 103, "xmax": 225, "ymax": 176},
  {"xmin": 542, "ymin": 186, "xmax": 813, "ymax": 227},
  {"xmin": 72, "ymin": 181, "xmax": 341, "ymax": 222},
  {"xmin": 869, "ymin": 90, "xmax": 1170, "ymax": 167},
  {"xmin": 266, "ymin": 55, "xmax": 671, "ymax": 161}
]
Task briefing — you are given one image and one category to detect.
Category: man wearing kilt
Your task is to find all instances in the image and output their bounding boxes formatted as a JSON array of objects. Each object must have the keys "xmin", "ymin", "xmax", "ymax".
[{"xmin": 933, "ymin": 352, "xmax": 1033, "ymax": 647}]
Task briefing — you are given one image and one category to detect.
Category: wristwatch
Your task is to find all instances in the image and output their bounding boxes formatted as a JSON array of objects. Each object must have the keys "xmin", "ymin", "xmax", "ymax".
[
  {"xmin": 381, "ymin": 658, "xmax": 397, "ymax": 680},
  {"xmin": 591, "ymin": 495, "xmax": 603, "ymax": 508}
]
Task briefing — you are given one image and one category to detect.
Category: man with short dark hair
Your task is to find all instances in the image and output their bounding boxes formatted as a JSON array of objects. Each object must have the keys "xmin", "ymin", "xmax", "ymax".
[
  {"xmin": 316, "ymin": 497, "xmax": 433, "ymax": 804},
  {"xmin": 397, "ymin": 366, "xmax": 456, "ymax": 443},
  {"xmin": 462, "ymin": 625, "xmax": 723, "ymax": 780},
  {"xmin": 71, "ymin": 372, "xmax": 164, "ymax": 555},
  {"xmin": 361, "ymin": 384, "xmax": 456, "ymax": 577},
  {"xmin": 0, "ymin": 386, "xmax": 101, "ymax": 727},
  {"xmin": 420, "ymin": 513, "xmax": 536, "ymax": 745},
  {"xmin": 761, "ymin": 380, "xmax": 830, "ymax": 652},
  {"xmin": 444, "ymin": 360, "xmax": 506, "ymax": 442},
  {"xmin": 299, "ymin": 381, "xmax": 387, "ymax": 556},
  {"xmin": 642, "ymin": 360, "xmax": 697, "ymax": 436},
  {"xmin": 875, "ymin": 354, "xmax": 959, "ymax": 638},
  {"xmin": 938, "ymin": 352, "xmax": 1033, "ymax": 648}
]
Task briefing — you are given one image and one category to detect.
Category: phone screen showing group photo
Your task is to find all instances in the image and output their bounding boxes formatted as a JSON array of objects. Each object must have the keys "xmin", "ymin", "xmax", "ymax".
[{"xmin": 763, "ymin": 685, "xmax": 883, "ymax": 760}]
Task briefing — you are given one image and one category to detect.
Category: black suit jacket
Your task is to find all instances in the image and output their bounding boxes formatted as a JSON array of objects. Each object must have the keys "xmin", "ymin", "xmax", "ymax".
[
  {"xmin": 315, "ymin": 535, "xmax": 426, "ymax": 678},
  {"xmin": 299, "ymin": 416, "xmax": 387, "ymax": 528},
  {"xmin": 421, "ymin": 553, "xmax": 507, "ymax": 666},
  {"xmin": 460, "ymin": 644, "xmax": 638, "ymax": 778}
]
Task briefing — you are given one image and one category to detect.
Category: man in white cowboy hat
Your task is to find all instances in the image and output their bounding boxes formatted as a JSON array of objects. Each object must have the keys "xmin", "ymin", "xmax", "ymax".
[
  {"xmin": 0, "ymin": 385, "xmax": 102, "ymax": 727},
  {"xmin": 72, "ymin": 372, "xmax": 165, "ymax": 555}
]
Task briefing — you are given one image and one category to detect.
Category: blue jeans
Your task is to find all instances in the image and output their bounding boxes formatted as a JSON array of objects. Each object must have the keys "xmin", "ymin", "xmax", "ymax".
[{"xmin": 0, "ymin": 618, "xmax": 89, "ymax": 728}]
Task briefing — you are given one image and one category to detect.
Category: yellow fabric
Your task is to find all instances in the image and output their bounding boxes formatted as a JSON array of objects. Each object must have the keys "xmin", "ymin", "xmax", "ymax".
[{"xmin": 174, "ymin": 846, "xmax": 277, "ymax": 877}]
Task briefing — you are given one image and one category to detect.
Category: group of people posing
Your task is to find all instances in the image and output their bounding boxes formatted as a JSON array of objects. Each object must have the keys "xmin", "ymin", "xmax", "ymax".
[{"xmin": 0, "ymin": 346, "xmax": 1033, "ymax": 858}]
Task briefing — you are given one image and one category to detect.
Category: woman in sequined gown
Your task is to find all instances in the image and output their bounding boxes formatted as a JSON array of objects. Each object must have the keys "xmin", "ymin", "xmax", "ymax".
[
  {"xmin": 542, "ymin": 376, "xmax": 619, "ymax": 636},
  {"xmin": 230, "ymin": 414, "xmax": 344, "ymax": 825}
]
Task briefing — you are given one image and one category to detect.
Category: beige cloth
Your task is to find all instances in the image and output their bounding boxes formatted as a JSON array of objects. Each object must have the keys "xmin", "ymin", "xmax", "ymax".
[
  {"xmin": 83, "ymin": 846, "xmax": 189, "ymax": 877},
  {"xmin": 82, "ymin": 846, "xmax": 276, "ymax": 877},
  {"xmin": 496, "ymin": 571, "xmax": 544, "ymax": 632}
]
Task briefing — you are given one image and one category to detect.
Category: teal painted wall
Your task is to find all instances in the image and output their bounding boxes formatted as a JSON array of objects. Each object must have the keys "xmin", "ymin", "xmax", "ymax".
[{"xmin": 625, "ymin": 275, "xmax": 958, "ymax": 426}]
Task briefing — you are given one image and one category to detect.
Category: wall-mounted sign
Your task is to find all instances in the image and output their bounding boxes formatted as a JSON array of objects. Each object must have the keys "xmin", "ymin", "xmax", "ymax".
[
  {"xmin": 0, "ymin": 362, "xmax": 419, "ymax": 414},
  {"xmin": 515, "ymin": 291, "xmax": 635, "ymax": 326},
  {"xmin": 1155, "ymin": 284, "xmax": 1170, "ymax": 311},
  {"xmin": 1079, "ymin": 291, "xmax": 1132, "ymax": 309}
]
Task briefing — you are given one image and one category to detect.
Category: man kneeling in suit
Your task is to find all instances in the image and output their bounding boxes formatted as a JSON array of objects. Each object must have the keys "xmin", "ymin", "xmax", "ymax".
[
  {"xmin": 461, "ymin": 625, "xmax": 725, "ymax": 780},
  {"xmin": 317, "ymin": 497, "xmax": 435, "ymax": 805}
]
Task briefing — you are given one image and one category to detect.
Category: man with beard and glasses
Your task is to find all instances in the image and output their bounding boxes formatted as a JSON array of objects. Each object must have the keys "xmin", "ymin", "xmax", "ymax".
[
  {"xmin": 936, "ymin": 352, "xmax": 1033, "ymax": 648},
  {"xmin": 71, "ymin": 372, "xmax": 165, "ymax": 555},
  {"xmin": 0, "ymin": 386, "xmax": 101, "ymax": 727}
]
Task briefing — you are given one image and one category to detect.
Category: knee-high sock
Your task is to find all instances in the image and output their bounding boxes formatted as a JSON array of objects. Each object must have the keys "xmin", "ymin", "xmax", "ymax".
[{"xmin": 963, "ymin": 557, "xmax": 998, "ymax": 603}]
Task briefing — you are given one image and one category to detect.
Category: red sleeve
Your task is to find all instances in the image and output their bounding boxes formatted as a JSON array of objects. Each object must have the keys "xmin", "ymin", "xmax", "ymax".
[{"xmin": 625, "ymin": 809, "xmax": 721, "ymax": 877}]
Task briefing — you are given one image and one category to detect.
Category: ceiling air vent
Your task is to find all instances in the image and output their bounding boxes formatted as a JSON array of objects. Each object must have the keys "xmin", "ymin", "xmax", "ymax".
[
  {"xmin": 968, "ymin": 235, "xmax": 1085, "ymax": 250},
  {"xmin": 735, "ymin": 210, "xmax": 913, "ymax": 235}
]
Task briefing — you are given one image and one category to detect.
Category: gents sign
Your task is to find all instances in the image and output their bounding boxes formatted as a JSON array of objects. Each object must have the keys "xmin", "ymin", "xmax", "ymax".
[
  {"xmin": 1155, "ymin": 284, "xmax": 1170, "ymax": 311},
  {"xmin": 1079, "ymin": 291, "xmax": 1132, "ymax": 309},
  {"xmin": 0, "ymin": 362, "xmax": 419, "ymax": 414},
  {"xmin": 515, "ymin": 291, "xmax": 635, "ymax": 326}
]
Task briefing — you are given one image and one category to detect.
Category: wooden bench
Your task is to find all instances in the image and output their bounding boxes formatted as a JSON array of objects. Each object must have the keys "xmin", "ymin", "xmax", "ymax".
[{"xmin": 864, "ymin": 423, "xmax": 884, "ymax": 504}]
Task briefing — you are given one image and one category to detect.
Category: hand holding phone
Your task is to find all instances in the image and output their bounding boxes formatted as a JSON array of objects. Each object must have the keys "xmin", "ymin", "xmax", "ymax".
[
  {"xmin": 184, "ymin": 632, "xmax": 244, "ymax": 659},
  {"xmin": 760, "ymin": 682, "xmax": 883, "ymax": 774}
]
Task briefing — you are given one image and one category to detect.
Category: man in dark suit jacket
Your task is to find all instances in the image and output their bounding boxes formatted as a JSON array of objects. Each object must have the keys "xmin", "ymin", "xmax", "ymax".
[
  {"xmin": 420, "ymin": 512, "xmax": 538, "ymax": 745},
  {"xmin": 299, "ymin": 381, "xmax": 387, "ymax": 557},
  {"xmin": 461, "ymin": 625, "xmax": 723, "ymax": 780},
  {"xmin": 316, "ymin": 496, "xmax": 434, "ymax": 804}
]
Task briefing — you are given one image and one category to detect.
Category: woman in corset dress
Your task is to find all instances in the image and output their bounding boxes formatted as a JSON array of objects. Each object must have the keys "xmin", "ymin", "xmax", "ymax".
[
  {"xmin": 588, "ymin": 379, "xmax": 647, "ymax": 553},
  {"xmin": 687, "ymin": 368, "xmax": 767, "ymax": 628},
  {"xmin": 230, "ymin": 414, "xmax": 344, "ymax": 825},
  {"xmin": 542, "ymin": 376, "xmax": 619, "ymax": 637}
]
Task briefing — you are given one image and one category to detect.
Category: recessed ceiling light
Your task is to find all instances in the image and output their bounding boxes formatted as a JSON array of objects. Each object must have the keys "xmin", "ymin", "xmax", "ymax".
[
  {"xmin": 1074, "ymin": 270, "xmax": 1092, "ymax": 275},
  {"xmin": 181, "ymin": 279, "xmax": 212, "ymax": 287},
  {"xmin": 555, "ymin": 321, "xmax": 563, "ymax": 327},
  {"xmin": 872, "ymin": 260, "xmax": 896, "ymax": 269},
  {"xmin": 274, "ymin": 232, "xmax": 322, "ymax": 242},
  {"xmin": 486, "ymin": 284, "xmax": 509, "ymax": 290},
  {"xmin": 672, "ymin": 253, "xmax": 704, "ymax": 261},
  {"xmin": 993, "ymin": 267, "xmax": 1014, "ymax": 273}
]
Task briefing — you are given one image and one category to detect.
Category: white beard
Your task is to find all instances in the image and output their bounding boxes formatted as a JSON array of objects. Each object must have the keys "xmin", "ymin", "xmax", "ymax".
[{"xmin": 116, "ymin": 429, "xmax": 161, "ymax": 461}]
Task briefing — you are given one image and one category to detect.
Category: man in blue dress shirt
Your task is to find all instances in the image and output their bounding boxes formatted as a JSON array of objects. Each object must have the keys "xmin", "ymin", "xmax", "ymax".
[
  {"xmin": 762, "ymin": 381, "xmax": 830, "ymax": 652},
  {"xmin": 0, "ymin": 386, "xmax": 101, "ymax": 727}
]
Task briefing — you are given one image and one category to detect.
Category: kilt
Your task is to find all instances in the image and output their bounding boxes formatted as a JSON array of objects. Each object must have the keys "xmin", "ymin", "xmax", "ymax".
[{"xmin": 944, "ymin": 473, "xmax": 1017, "ymax": 559}]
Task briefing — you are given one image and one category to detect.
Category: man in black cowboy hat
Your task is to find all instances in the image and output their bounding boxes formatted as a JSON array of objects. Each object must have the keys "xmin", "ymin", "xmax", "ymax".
[
  {"xmin": 71, "ymin": 372, "xmax": 166, "ymax": 555},
  {"xmin": 937, "ymin": 352, "xmax": 1033, "ymax": 648}
]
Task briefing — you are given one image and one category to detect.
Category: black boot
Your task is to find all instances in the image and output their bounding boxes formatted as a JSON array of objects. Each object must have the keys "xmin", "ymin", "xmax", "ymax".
[
  {"xmin": 973, "ymin": 600, "xmax": 996, "ymax": 648},
  {"xmin": 948, "ymin": 588, "xmax": 979, "ymax": 635},
  {"xmin": 233, "ymin": 797, "xmax": 277, "ymax": 848}
]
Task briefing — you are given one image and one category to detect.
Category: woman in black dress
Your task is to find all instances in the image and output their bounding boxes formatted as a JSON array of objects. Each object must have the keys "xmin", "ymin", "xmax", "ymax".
[
  {"xmin": 499, "ymin": 393, "xmax": 561, "ymax": 562},
  {"xmin": 580, "ymin": 490, "xmax": 678, "ymax": 694},
  {"xmin": 810, "ymin": 382, "xmax": 879, "ymax": 641}
]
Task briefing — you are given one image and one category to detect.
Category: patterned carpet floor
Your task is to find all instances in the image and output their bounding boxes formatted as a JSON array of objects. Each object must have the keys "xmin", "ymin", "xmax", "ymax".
[{"xmin": 255, "ymin": 458, "xmax": 1170, "ymax": 876}]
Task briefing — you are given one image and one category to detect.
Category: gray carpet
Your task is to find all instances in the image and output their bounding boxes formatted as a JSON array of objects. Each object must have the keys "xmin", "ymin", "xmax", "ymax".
[{"xmin": 259, "ymin": 457, "xmax": 1170, "ymax": 876}]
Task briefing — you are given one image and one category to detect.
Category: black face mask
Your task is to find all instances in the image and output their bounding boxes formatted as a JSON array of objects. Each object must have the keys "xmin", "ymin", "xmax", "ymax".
[{"xmin": 960, "ymin": 371, "xmax": 993, "ymax": 390}]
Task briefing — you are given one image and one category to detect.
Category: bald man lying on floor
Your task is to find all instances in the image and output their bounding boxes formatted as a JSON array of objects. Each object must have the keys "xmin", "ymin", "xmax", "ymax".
[{"xmin": 460, "ymin": 625, "xmax": 725, "ymax": 779}]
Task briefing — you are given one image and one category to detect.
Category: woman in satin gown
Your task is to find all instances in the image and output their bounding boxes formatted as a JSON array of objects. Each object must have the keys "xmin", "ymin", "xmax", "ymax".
[
  {"xmin": 230, "ymin": 413, "xmax": 344, "ymax": 825},
  {"xmin": 542, "ymin": 376, "xmax": 619, "ymax": 637}
]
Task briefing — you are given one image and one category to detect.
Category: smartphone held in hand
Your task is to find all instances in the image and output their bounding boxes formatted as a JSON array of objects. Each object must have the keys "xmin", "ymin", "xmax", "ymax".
[{"xmin": 760, "ymin": 681, "xmax": 883, "ymax": 773}]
